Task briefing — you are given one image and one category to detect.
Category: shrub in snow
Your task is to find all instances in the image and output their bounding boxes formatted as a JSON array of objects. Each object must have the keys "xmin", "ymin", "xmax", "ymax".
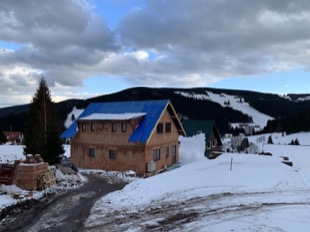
[
  {"xmin": 231, "ymin": 134, "xmax": 245, "ymax": 150},
  {"xmin": 289, "ymin": 138, "xmax": 300, "ymax": 145},
  {"xmin": 238, "ymin": 138, "xmax": 250, "ymax": 152},
  {"xmin": 267, "ymin": 135, "xmax": 274, "ymax": 144}
]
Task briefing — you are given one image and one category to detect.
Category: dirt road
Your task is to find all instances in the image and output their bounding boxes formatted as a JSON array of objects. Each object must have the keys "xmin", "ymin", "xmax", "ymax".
[{"xmin": 0, "ymin": 174, "xmax": 126, "ymax": 232}]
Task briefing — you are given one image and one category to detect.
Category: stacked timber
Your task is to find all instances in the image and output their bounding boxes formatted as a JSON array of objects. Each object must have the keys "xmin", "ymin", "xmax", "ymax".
[{"xmin": 15, "ymin": 154, "xmax": 50, "ymax": 190}]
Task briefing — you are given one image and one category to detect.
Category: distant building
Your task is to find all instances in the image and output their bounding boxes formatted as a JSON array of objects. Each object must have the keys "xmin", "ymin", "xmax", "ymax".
[
  {"xmin": 229, "ymin": 123, "xmax": 262, "ymax": 135},
  {"xmin": 3, "ymin": 131, "xmax": 24, "ymax": 145},
  {"xmin": 61, "ymin": 100, "xmax": 185, "ymax": 175}
]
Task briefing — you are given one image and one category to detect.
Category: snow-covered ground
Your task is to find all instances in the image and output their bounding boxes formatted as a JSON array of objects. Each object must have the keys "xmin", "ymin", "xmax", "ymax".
[
  {"xmin": 1, "ymin": 132, "xmax": 310, "ymax": 231},
  {"xmin": 85, "ymin": 132, "xmax": 310, "ymax": 231},
  {"xmin": 175, "ymin": 90, "xmax": 273, "ymax": 129}
]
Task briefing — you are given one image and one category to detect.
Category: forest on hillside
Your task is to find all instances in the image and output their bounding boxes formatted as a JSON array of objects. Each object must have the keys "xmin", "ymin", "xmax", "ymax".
[{"xmin": 0, "ymin": 87, "xmax": 310, "ymax": 135}]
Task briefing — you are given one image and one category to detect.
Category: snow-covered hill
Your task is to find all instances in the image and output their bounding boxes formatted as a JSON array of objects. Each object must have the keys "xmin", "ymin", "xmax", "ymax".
[
  {"xmin": 2, "ymin": 132, "xmax": 310, "ymax": 230},
  {"xmin": 175, "ymin": 90, "xmax": 273, "ymax": 129}
]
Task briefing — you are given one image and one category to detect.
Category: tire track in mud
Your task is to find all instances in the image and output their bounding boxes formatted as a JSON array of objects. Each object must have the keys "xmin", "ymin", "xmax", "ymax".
[
  {"xmin": 84, "ymin": 190, "xmax": 310, "ymax": 232},
  {"xmin": 0, "ymin": 174, "xmax": 126, "ymax": 232}
]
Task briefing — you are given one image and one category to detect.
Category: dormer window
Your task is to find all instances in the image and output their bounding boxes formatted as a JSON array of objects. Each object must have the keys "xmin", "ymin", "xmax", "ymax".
[
  {"xmin": 82, "ymin": 123, "xmax": 86, "ymax": 131},
  {"xmin": 121, "ymin": 123, "xmax": 127, "ymax": 133}
]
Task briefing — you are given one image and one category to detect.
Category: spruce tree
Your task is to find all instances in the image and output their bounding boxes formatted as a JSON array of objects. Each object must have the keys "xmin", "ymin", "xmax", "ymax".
[
  {"xmin": 0, "ymin": 129, "xmax": 7, "ymax": 144},
  {"xmin": 24, "ymin": 78, "xmax": 64, "ymax": 164},
  {"xmin": 267, "ymin": 135, "xmax": 273, "ymax": 144}
]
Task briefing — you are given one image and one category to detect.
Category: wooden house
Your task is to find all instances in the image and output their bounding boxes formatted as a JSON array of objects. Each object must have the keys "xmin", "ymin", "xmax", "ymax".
[
  {"xmin": 3, "ymin": 131, "xmax": 24, "ymax": 145},
  {"xmin": 182, "ymin": 120, "xmax": 222, "ymax": 158},
  {"xmin": 61, "ymin": 100, "xmax": 185, "ymax": 175}
]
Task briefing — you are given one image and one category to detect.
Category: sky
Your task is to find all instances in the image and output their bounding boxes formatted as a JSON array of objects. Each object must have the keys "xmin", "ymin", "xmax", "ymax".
[{"xmin": 1, "ymin": 0, "xmax": 310, "ymax": 107}]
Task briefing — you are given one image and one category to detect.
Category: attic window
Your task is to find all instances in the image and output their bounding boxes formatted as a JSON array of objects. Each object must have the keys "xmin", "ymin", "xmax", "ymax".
[
  {"xmin": 82, "ymin": 123, "xmax": 86, "ymax": 131},
  {"xmin": 165, "ymin": 122, "xmax": 171, "ymax": 133},
  {"xmin": 157, "ymin": 123, "xmax": 163, "ymax": 134}
]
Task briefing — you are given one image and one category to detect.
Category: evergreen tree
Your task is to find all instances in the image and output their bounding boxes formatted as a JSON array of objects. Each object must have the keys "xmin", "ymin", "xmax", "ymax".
[
  {"xmin": 24, "ymin": 78, "xmax": 64, "ymax": 164},
  {"xmin": 0, "ymin": 129, "xmax": 7, "ymax": 144},
  {"xmin": 267, "ymin": 135, "xmax": 273, "ymax": 144},
  {"xmin": 294, "ymin": 138, "xmax": 300, "ymax": 145}
]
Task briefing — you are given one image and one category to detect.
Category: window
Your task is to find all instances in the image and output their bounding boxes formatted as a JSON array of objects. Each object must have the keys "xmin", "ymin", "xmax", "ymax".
[
  {"xmin": 91, "ymin": 123, "xmax": 95, "ymax": 132},
  {"xmin": 82, "ymin": 122, "xmax": 86, "ymax": 131},
  {"xmin": 207, "ymin": 141, "xmax": 211, "ymax": 149},
  {"xmin": 157, "ymin": 123, "xmax": 163, "ymax": 134},
  {"xmin": 153, "ymin": 149, "xmax": 160, "ymax": 161},
  {"xmin": 165, "ymin": 122, "xmax": 171, "ymax": 133},
  {"xmin": 109, "ymin": 149, "xmax": 116, "ymax": 159},
  {"xmin": 171, "ymin": 145, "xmax": 177, "ymax": 164},
  {"xmin": 121, "ymin": 123, "xmax": 127, "ymax": 133},
  {"xmin": 112, "ymin": 122, "xmax": 116, "ymax": 132},
  {"xmin": 165, "ymin": 147, "xmax": 169, "ymax": 157},
  {"xmin": 212, "ymin": 140, "xmax": 217, "ymax": 148},
  {"xmin": 171, "ymin": 145, "xmax": 176, "ymax": 156},
  {"xmin": 89, "ymin": 148, "xmax": 96, "ymax": 157}
]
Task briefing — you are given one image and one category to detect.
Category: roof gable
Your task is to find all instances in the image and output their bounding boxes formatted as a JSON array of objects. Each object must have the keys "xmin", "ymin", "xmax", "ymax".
[
  {"xmin": 61, "ymin": 100, "xmax": 184, "ymax": 143},
  {"xmin": 182, "ymin": 120, "xmax": 222, "ymax": 145}
]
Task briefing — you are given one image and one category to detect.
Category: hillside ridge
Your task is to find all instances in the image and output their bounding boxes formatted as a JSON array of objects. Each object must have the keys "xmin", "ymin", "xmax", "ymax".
[{"xmin": 1, "ymin": 87, "xmax": 310, "ymax": 134}]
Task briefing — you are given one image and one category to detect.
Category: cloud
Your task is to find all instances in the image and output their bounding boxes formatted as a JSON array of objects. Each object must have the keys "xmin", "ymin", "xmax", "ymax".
[
  {"xmin": 117, "ymin": 0, "xmax": 310, "ymax": 78},
  {"xmin": 1, "ymin": 0, "xmax": 310, "ymax": 107},
  {"xmin": 0, "ymin": 0, "xmax": 120, "ymax": 106}
]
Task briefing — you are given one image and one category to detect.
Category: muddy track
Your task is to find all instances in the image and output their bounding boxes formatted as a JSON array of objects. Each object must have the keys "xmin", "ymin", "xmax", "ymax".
[
  {"xmin": 83, "ymin": 190, "xmax": 310, "ymax": 231},
  {"xmin": 0, "ymin": 174, "xmax": 126, "ymax": 232}
]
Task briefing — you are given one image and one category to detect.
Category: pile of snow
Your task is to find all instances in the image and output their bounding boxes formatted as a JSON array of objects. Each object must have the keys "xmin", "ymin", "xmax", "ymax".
[{"xmin": 179, "ymin": 133, "xmax": 206, "ymax": 165}]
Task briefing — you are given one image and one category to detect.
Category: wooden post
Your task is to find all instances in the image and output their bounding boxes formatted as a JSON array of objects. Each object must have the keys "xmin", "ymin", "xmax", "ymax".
[{"xmin": 230, "ymin": 157, "xmax": 233, "ymax": 171}]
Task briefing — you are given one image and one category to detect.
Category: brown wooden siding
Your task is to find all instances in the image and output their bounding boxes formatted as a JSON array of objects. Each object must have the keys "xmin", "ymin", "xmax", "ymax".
[{"xmin": 70, "ymin": 108, "xmax": 180, "ymax": 174}]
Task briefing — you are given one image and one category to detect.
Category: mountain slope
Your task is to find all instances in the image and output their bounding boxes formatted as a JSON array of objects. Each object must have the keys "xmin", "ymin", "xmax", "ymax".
[{"xmin": 1, "ymin": 87, "xmax": 310, "ymax": 135}]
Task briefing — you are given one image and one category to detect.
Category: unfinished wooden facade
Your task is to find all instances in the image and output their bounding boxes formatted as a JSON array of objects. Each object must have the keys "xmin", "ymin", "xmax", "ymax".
[{"xmin": 64, "ymin": 100, "xmax": 185, "ymax": 175}]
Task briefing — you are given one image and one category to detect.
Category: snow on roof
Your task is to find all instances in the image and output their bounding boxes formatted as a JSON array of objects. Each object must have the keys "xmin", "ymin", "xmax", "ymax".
[
  {"xmin": 78, "ymin": 112, "xmax": 146, "ymax": 121},
  {"xmin": 60, "ymin": 100, "xmax": 176, "ymax": 143}
]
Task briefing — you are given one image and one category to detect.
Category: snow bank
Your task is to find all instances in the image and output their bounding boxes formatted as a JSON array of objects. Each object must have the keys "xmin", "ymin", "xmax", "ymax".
[
  {"xmin": 179, "ymin": 133, "xmax": 206, "ymax": 165},
  {"xmin": 92, "ymin": 153, "xmax": 299, "ymax": 209}
]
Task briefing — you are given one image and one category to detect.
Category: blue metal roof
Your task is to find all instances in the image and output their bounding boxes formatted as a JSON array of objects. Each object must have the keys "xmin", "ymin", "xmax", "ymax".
[{"xmin": 61, "ymin": 100, "xmax": 170, "ymax": 143}]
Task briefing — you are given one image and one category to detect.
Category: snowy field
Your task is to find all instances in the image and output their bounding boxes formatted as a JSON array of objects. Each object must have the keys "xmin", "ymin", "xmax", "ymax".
[
  {"xmin": 86, "ymin": 132, "xmax": 310, "ymax": 231},
  {"xmin": 1, "ymin": 133, "xmax": 310, "ymax": 231}
]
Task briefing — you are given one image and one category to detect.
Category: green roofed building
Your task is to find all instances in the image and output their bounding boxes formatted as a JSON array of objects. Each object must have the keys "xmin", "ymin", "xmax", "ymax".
[{"xmin": 182, "ymin": 120, "xmax": 223, "ymax": 159}]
